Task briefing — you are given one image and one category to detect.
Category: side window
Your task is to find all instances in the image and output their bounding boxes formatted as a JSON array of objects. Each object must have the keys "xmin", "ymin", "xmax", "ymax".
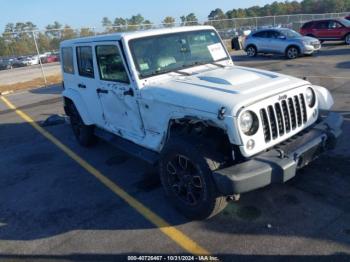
[
  {"xmin": 95, "ymin": 45, "xmax": 129, "ymax": 84},
  {"xmin": 269, "ymin": 31, "xmax": 281, "ymax": 38},
  {"xmin": 61, "ymin": 47, "xmax": 74, "ymax": 74},
  {"xmin": 76, "ymin": 46, "xmax": 94, "ymax": 78},
  {"xmin": 265, "ymin": 31, "xmax": 275, "ymax": 38},
  {"xmin": 302, "ymin": 22, "xmax": 313, "ymax": 29},
  {"xmin": 253, "ymin": 31, "xmax": 267, "ymax": 38},
  {"xmin": 329, "ymin": 21, "xmax": 343, "ymax": 29},
  {"xmin": 315, "ymin": 21, "xmax": 329, "ymax": 29}
]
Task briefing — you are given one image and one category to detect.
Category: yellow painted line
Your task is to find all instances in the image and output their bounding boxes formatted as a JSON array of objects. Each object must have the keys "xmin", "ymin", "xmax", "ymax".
[{"xmin": 0, "ymin": 95, "xmax": 210, "ymax": 255}]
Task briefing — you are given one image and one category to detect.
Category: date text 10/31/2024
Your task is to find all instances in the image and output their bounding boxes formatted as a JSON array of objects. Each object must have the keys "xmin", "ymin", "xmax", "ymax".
[{"xmin": 127, "ymin": 255, "xmax": 220, "ymax": 261}]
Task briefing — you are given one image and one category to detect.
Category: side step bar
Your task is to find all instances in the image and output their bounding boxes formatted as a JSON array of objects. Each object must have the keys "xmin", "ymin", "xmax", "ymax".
[{"xmin": 94, "ymin": 128, "xmax": 159, "ymax": 165}]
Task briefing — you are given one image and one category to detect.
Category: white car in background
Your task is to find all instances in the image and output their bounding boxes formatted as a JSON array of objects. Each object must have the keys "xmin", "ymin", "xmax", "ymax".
[
  {"xmin": 60, "ymin": 26, "xmax": 342, "ymax": 219},
  {"xmin": 25, "ymin": 56, "xmax": 40, "ymax": 66}
]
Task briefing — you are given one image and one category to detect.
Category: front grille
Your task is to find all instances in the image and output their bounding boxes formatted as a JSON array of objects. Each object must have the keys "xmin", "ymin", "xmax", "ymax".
[{"xmin": 260, "ymin": 93, "xmax": 308, "ymax": 142}]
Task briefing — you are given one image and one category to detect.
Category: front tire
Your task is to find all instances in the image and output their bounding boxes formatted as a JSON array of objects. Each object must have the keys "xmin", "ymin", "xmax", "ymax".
[
  {"xmin": 159, "ymin": 137, "xmax": 227, "ymax": 220},
  {"xmin": 68, "ymin": 103, "xmax": 96, "ymax": 147},
  {"xmin": 286, "ymin": 46, "xmax": 299, "ymax": 59},
  {"xmin": 246, "ymin": 45, "xmax": 257, "ymax": 57}
]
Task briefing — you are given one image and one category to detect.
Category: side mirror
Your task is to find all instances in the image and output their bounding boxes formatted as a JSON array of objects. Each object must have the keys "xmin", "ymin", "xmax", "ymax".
[{"xmin": 278, "ymin": 35, "xmax": 286, "ymax": 40}]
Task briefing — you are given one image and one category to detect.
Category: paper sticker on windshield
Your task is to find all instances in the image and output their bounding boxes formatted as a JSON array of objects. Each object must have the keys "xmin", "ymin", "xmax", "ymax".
[
  {"xmin": 207, "ymin": 43, "xmax": 227, "ymax": 61},
  {"xmin": 139, "ymin": 63, "xmax": 149, "ymax": 71}
]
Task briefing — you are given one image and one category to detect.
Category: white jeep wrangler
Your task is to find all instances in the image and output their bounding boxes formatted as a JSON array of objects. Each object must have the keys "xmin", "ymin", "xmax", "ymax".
[{"xmin": 60, "ymin": 26, "xmax": 342, "ymax": 219}]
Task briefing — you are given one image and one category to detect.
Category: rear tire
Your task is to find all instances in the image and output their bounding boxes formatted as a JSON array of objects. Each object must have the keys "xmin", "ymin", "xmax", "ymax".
[
  {"xmin": 246, "ymin": 45, "xmax": 257, "ymax": 57},
  {"xmin": 345, "ymin": 34, "xmax": 350, "ymax": 45},
  {"xmin": 68, "ymin": 102, "xmax": 96, "ymax": 147},
  {"xmin": 286, "ymin": 46, "xmax": 299, "ymax": 59},
  {"xmin": 159, "ymin": 136, "xmax": 228, "ymax": 220}
]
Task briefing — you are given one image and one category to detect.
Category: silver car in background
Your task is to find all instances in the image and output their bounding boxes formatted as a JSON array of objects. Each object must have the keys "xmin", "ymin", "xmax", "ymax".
[{"xmin": 244, "ymin": 28, "xmax": 321, "ymax": 59}]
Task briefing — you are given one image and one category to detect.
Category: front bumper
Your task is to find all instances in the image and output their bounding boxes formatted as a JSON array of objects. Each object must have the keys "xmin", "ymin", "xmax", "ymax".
[
  {"xmin": 303, "ymin": 44, "xmax": 321, "ymax": 54},
  {"xmin": 213, "ymin": 112, "xmax": 343, "ymax": 195}
]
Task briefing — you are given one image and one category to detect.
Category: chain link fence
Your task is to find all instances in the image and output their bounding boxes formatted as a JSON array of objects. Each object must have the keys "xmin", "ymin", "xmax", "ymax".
[{"xmin": 0, "ymin": 12, "xmax": 349, "ymax": 90}]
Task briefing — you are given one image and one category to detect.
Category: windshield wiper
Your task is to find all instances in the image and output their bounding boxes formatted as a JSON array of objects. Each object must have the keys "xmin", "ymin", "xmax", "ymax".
[
  {"xmin": 209, "ymin": 62, "xmax": 226, "ymax": 68},
  {"xmin": 145, "ymin": 68, "xmax": 191, "ymax": 77},
  {"xmin": 143, "ymin": 60, "xmax": 227, "ymax": 78},
  {"xmin": 174, "ymin": 70, "xmax": 191, "ymax": 76},
  {"xmin": 184, "ymin": 61, "xmax": 227, "ymax": 69}
]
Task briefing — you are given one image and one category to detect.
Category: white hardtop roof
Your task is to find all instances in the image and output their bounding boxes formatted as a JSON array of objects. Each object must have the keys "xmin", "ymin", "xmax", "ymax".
[{"xmin": 60, "ymin": 26, "xmax": 215, "ymax": 46}]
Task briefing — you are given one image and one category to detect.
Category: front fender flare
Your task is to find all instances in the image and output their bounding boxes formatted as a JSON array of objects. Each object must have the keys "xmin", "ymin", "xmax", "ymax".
[
  {"xmin": 312, "ymin": 85, "xmax": 334, "ymax": 110},
  {"xmin": 62, "ymin": 89, "xmax": 94, "ymax": 125}
]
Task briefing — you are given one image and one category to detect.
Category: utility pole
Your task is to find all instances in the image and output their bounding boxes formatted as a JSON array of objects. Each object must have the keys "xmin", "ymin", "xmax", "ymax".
[{"xmin": 32, "ymin": 31, "xmax": 47, "ymax": 87}]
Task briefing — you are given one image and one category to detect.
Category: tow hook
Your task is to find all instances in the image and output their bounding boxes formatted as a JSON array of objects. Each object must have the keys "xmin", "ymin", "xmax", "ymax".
[
  {"xmin": 217, "ymin": 106, "xmax": 226, "ymax": 120},
  {"xmin": 227, "ymin": 194, "xmax": 240, "ymax": 202},
  {"xmin": 276, "ymin": 148, "xmax": 286, "ymax": 159}
]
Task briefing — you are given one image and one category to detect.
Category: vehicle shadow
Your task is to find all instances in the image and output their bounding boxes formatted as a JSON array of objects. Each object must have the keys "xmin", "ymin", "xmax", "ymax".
[
  {"xmin": 337, "ymin": 61, "xmax": 350, "ymax": 69},
  {"xmin": 316, "ymin": 47, "xmax": 350, "ymax": 57},
  {"xmin": 0, "ymin": 112, "xmax": 349, "ymax": 255},
  {"xmin": 29, "ymin": 84, "xmax": 62, "ymax": 95},
  {"xmin": 321, "ymin": 42, "xmax": 346, "ymax": 47}
]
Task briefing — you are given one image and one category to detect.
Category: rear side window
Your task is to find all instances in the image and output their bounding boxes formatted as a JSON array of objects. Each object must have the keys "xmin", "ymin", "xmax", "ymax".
[
  {"xmin": 266, "ymin": 30, "xmax": 281, "ymax": 38},
  {"xmin": 61, "ymin": 47, "xmax": 74, "ymax": 74},
  {"xmin": 315, "ymin": 21, "xmax": 329, "ymax": 29},
  {"xmin": 76, "ymin": 46, "xmax": 94, "ymax": 78},
  {"xmin": 95, "ymin": 45, "xmax": 129, "ymax": 83},
  {"xmin": 253, "ymin": 31, "xmax": 267, "ymax": 38},
  {"xmin": 302, "ymin": 22, "xmax": 314, "ymax": 29}
]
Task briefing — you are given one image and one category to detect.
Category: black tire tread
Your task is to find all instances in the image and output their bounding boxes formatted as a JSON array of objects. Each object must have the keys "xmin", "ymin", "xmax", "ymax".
[{"xmin": 160, "ymin": 136, "xmax": 228, "ymax": 220}]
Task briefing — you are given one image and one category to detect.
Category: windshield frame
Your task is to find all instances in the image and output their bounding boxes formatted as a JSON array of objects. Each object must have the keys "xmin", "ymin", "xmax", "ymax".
[{"xmin": 128, "ymin": 29, "xmax": 231, "ymax": 79}]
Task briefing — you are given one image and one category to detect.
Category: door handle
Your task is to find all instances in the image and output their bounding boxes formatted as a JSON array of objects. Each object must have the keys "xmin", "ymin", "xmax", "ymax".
[
  {"xmin": 96, "ymin": 88, "xmax": 108, "ymax": 94},
  {"xmin": 78, "ymin": 83, "xmax": 86, "ymax": 89},
  {"xmin": 123, "ymin": 88, "xmax": 134, "ymax": 97}
]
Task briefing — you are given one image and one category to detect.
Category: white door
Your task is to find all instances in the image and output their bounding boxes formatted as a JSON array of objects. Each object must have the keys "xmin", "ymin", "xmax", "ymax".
[
  {"xmin": 94, "ymin": 42, "xmax": 145, "ymax": 139},
  {"xmin": 74, "ymin": 45, "xmax": 105, "ymax": 126}
]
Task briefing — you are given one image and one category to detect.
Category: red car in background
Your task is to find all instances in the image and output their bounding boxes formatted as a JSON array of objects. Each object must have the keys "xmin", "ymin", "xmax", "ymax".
[
  {"xmin": 300, "ymin": 18, "xmax": 350, "ymax": 44},
  {"xmin": 41, "ymin": 53, "xmax": 60, "ymax": 64}
]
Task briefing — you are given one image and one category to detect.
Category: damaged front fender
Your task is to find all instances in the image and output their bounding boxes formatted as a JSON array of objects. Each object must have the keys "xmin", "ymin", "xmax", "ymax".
[{"xmin": 313, "ymin": 85, "xmax": 334, "ymax": 110}]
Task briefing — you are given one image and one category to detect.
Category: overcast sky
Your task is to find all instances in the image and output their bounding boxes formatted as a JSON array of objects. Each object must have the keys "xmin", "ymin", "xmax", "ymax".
[{"xmin": 1, "ymin": 0, "xmax": 279, "ymax": 30}]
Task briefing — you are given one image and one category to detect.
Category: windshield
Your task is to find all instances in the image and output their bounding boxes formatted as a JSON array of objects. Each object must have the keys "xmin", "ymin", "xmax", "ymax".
[
  {"xmin": 129, "ymin": 30, "xmax": 229, "ymax": 78},
  {"xmin": 280, "ymin": 29, "xmax": 301, "ymax": 38},
  {"xmin": 339, "ymin": 18, "xmax": 350, "ymax": 27}
]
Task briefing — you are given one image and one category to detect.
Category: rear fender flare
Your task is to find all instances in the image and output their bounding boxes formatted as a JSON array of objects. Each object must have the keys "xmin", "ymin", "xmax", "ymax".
[{"xmin": 63, "ymin": 89, "xmax": 94, "ymax": 125}]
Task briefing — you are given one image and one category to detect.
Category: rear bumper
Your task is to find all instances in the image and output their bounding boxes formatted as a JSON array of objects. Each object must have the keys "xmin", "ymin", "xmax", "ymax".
[{"xmin": 213, "ymin": 112, "xmax": 343, "ymax": 195}]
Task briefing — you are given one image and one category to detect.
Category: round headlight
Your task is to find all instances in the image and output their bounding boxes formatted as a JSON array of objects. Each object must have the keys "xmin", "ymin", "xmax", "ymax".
[
  {"xmin": 305, "ymin": 87, "xmax": 316, "ymax": 107},
  {"xmin": 239, "ymin": 111, "xmax": 259, "ymax": 135}
]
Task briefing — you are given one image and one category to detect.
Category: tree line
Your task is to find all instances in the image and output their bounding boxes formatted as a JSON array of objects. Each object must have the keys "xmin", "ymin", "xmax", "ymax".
[
  {"xmin": 209, "ymin": 0, "xmax": 350, "ymax": 20},
  {"xmin": 1, "ymin": 0, "xmax": 350, "ymax": 57}
]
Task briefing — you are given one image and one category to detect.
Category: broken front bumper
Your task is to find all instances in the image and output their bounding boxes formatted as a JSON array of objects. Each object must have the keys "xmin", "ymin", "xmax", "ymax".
[{"xmin": 213, "ymin": 112, "xmax": 343, "ymax": 195}]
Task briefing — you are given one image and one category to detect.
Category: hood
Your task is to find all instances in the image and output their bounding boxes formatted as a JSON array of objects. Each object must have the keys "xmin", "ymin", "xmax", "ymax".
[
  {"xmin": 140, "ymin": 66, "xmax": 309, "ymax": 116},
  {"xmin": 297, "ymin": 36, "xmax": 319, "ymax": 42}
]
